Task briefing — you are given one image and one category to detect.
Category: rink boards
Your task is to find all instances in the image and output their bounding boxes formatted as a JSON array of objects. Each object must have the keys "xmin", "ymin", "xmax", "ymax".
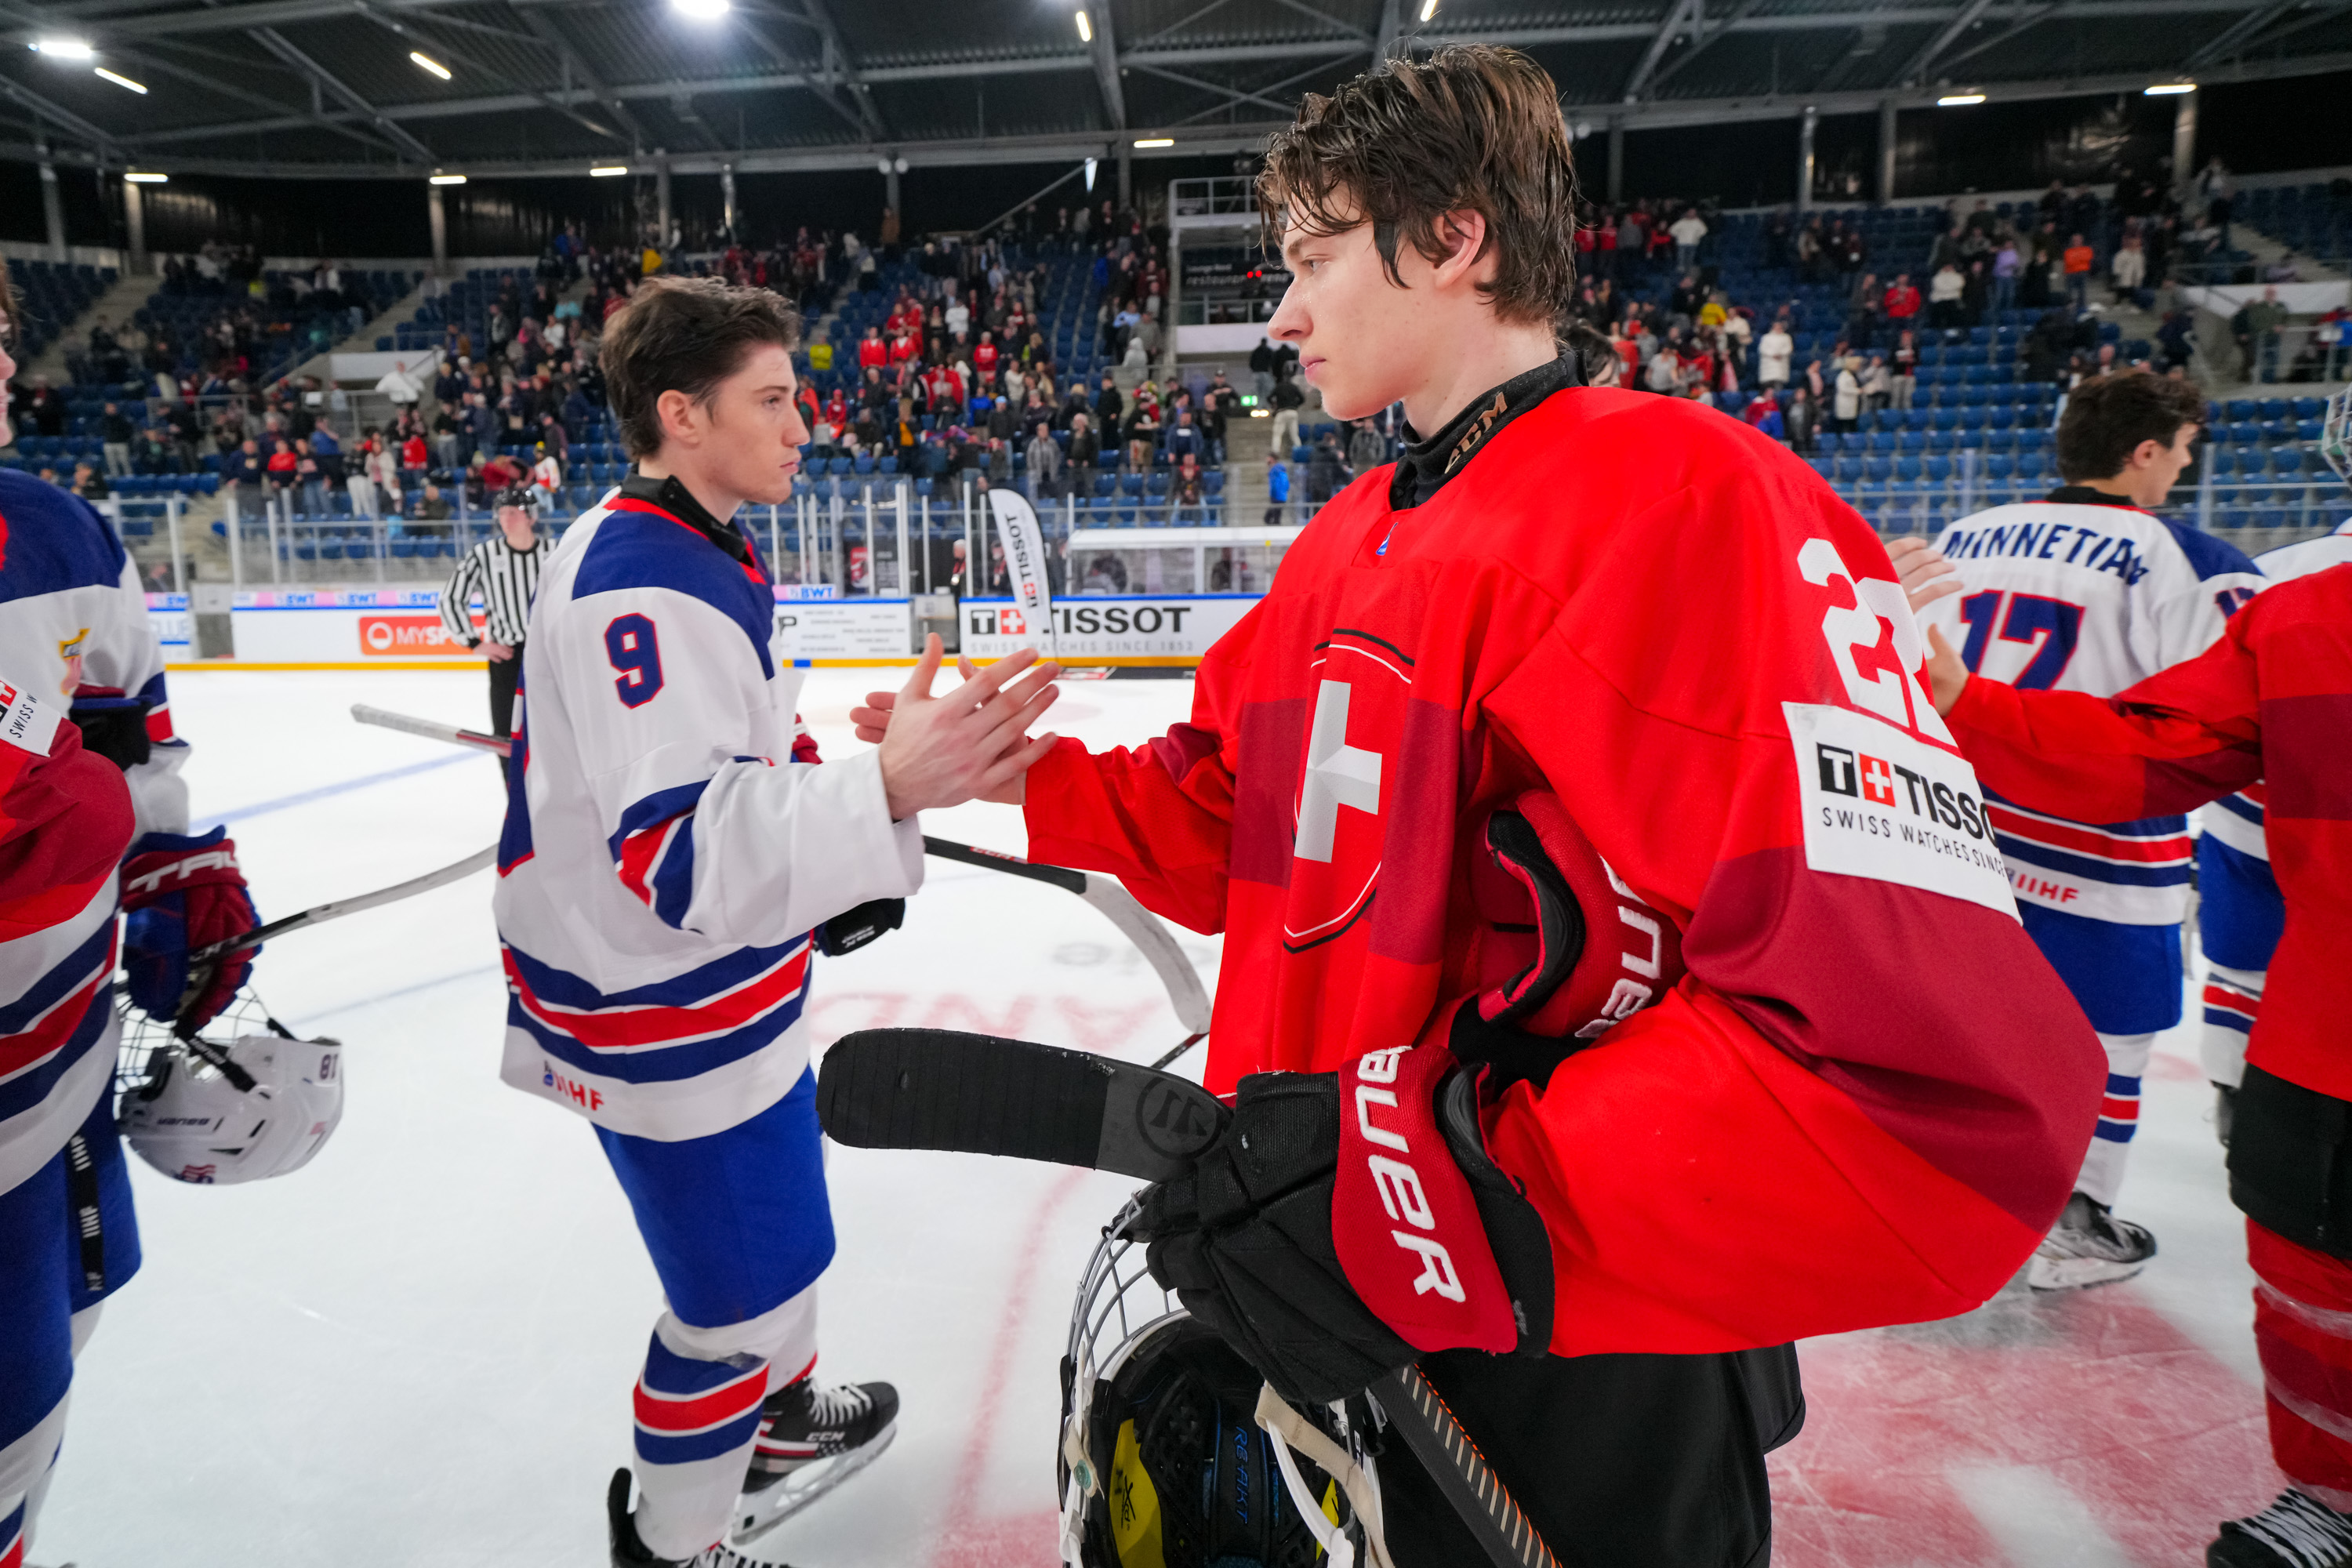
[{"xmin": 148, "ymin": 589, "xmax": 1254, "ymax": 669}]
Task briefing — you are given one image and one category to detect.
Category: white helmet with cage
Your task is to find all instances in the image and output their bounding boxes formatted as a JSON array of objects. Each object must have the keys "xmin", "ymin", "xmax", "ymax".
[
  {"xmin": 2322, "ymin": 387, "xmax": 2352, "ymax": 485},
  {"xmin": 117, "ymin": 993, "xmax": 344, "ymax": 1186},
  {"xmin": 1056, "ymin": 1196, "xmax": 1392, "ymax": 1568}
]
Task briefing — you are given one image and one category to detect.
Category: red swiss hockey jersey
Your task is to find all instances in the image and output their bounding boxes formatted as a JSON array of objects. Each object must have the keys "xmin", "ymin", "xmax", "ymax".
[
  {"xmin": 1025, "ymin": 387, "xmax": 2103, "ymax": 1356},
  {"xmin": 1947, "ymin": 563, "xmax": 2352, "ymax": 1105}
]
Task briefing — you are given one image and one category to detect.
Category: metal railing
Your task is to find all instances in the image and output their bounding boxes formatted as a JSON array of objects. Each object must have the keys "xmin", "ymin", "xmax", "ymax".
[{"xmin": 194, "ymin": 464, "xmax": 2341, "ymax": 595}]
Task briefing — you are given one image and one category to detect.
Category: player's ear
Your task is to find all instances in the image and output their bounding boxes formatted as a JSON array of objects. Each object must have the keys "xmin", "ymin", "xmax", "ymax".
[
  {"xmin": 1430, "ymin": 209, "xmax": 1492, "ymax": 291},
  {"xmin": 656, "ymin": 388, "xmax": 700, "ymax": 448}
]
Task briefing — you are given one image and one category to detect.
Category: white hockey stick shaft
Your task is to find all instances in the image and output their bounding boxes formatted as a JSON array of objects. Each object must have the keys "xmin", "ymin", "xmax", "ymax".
[
  {"xmin": 350, "ymin": 704, "xmax": 1216, "ymax": 1042},
  {"xmin": 189, "ymin": 844, "xmax": 499, "ymax": 965}
]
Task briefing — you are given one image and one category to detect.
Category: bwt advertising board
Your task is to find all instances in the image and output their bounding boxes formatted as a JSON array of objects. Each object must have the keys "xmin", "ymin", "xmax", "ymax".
[
  {"xmin": 958, "ymin": 596, "xmax": 1257, "ymax": 663},
  {"xmin": 151, "ymin": 589, "xmax": 924, "ymax": 665}
]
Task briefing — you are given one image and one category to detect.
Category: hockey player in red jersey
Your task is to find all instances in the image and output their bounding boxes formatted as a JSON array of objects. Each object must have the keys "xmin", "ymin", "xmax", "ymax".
[
  {"xmin": 1921, "ymin": 572, "xmax": 2352, "ymax": 1568},
  {"xmin": 858, "ymin": 45, "xmax": 2102, "ymax": 1564}
]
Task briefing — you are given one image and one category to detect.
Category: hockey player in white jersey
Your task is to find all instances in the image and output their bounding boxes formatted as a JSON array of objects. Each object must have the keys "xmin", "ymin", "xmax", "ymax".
[
  {"xmin": 2197, "ymin": 388, "xmax": 2352, "ymax": 1145},
  {"xmin": 1893, "ymin": 370, "xmax": 2264, "ymax": 1290},
  {"xmin": 0, "ymin": 271, "xmax": 263, "ymax": 1564},
  {"xmin": 492, "ymin": 277, "xmax": 1061, "ymax": 1566}
]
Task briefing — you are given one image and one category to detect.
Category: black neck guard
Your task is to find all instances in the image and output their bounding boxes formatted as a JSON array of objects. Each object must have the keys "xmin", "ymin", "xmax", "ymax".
[
  {"xmin": 619, "ymin": 470, "xmax": 751, "ymax": 564},
  {"xmin": 1388, "ymin": 355, "xmax": 1581, "ymax": 512}
]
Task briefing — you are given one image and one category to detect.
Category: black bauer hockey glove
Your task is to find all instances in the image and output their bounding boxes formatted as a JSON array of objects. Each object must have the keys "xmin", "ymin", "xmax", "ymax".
[
  {"xmin": 1128, "ymin": 789, "xmax": 1686, "ymax": 1406},
  {"xmin": 1129, "ymin": 1040, "xmax": 1555, "ymax": 1406}
]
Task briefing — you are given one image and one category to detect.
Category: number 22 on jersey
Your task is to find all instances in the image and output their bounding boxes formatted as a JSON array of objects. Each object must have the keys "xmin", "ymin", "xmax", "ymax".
[
  {"xmin": 1955, "ymin": 590, "xmax": 2083, "ymax": 690},
  {"xmin": 604, "ymin": 613, "xmax": 665, "ymax": 707}
]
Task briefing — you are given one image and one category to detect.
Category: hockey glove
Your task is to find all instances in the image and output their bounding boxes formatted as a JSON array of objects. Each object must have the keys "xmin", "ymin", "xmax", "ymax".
[
  {"xmin": 818, "ymin": 897, "xmax": 905, "ymax": 956},
  {"xmin": 67, "ymin": 686, "xmax": 152, "ymax": 772},
  {"xmin": 121, "ymin": 826, "xmax": 259, "ymax": 1031},
  {"xmin": 1455, "ymin": 790, "xmax": 1686, "ymax": 1094},
  {"xmin": 1130, "ymin": 1037, "xmax": 1555, "ymax": 1406}
]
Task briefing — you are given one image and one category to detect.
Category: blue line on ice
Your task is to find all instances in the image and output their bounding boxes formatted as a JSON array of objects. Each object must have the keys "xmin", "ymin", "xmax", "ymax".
[{"xmin": 205, "ymin": 751, "xmax": 485, "ymax": 827}]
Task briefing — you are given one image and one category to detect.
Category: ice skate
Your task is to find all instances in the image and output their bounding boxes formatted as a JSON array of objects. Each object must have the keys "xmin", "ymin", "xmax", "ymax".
[
  {"xmin": 2027, "ymin": 1192, "xmax": 2157, "ymax": 1291},
  {"xmin": 2209, "ymin": 1489, "xmax": 2352, "ymax": 1567},
  {"xmin": 608, "ymin": 1468, "xmax": 787, "ymax": 1568},
  {"xmin": 727, "ymin": 1376, "xmax": 899, "ymax": 1548}
]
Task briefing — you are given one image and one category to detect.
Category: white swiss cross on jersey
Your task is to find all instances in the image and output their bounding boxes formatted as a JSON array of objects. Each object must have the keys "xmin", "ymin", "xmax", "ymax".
[{"xmin": 1284, "ymin": 631, "xmax": 1406, "ymax": 951}]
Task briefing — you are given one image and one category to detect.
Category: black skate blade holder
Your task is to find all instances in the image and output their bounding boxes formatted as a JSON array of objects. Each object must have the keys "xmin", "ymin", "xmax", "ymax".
[{"xmin": 815, "ymin": 1028, "xmax": 1559, "ymax": 1568}]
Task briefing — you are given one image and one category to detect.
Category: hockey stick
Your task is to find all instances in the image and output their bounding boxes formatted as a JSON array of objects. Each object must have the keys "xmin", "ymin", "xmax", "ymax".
[
  {"xmin": 350, "ymin": 704, "xmax": 1215, "ymax": 1047},
  {"xmin": 172, "ymin": 842, "xmax": 499, "ymax": 1030},
  {"xmin": 817, "ymin": 1028, "xmax": 1558, "ymax": 1568}
]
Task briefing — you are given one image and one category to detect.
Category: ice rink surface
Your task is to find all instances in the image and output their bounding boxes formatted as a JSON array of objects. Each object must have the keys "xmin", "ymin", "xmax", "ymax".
[{"xmin": 37, "ymin": 669, "xmax": 2281, "ymax": 1568}]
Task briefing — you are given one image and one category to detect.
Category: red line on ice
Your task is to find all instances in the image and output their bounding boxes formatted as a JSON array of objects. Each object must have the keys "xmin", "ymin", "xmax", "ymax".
[{"xmin": 930, "ymin": 1167, "xmax": 1091, "ymax": 1568}]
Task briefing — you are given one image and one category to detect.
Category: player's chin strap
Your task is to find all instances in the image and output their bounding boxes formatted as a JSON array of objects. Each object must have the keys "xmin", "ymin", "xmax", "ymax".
[{"xmin": 1254, "ymin": 1384, "xmax": 1393, "ymax": 1568}]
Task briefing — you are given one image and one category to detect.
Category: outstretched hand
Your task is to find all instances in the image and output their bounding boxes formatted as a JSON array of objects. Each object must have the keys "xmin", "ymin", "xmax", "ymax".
[
  {"xmin": 1884, "ymin": 535, "xmax": 1963, "ymax": 614},
  {"xmin": 1925, "ymin": 623, "xmax": 1969, "ymax": 716},
  {"xmin": 873, "ymin": 635, "xmax": 1062, "ymax": 818}
]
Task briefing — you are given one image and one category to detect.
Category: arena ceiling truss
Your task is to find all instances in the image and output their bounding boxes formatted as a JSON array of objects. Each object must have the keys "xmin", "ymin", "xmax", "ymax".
[{"xmin": 0, "ymin": 0, "xmax": 2345, "ymax": 178}]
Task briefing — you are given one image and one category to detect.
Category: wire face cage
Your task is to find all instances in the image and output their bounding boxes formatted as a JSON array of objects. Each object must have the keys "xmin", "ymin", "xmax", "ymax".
[
  {"xmin": 1055, "ymin": 1197, "xmax": 1387, "ymax": 1568},
  {"xmin": 114, "ymin": 984, "xmax": 285, "ymax": 1096}
]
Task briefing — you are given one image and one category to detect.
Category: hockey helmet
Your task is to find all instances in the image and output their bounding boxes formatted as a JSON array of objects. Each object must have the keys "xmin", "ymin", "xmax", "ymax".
[
  {"xmin": 2322, "ymin": 387, "xmax": 2352, "ymax": 486},
  {"xmin": 1057, "ymin": 1198, "xmax": 1392, "ymax": 1568},
  {"xmin": 118, "ymin": 992, "xmax": 344, "ymax": 1185}
]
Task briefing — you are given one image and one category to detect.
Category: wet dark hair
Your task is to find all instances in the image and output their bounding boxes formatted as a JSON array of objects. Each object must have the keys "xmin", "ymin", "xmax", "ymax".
[
  {"xmin": 1258, "ymin": 45, "xmax": 1578, "ymax": 327},
  {"xmin": 601, "ymin": 276, "xmax": 800, "ymax": 459}
]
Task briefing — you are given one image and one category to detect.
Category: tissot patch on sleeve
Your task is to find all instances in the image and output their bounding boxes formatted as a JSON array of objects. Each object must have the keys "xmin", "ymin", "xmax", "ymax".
[
  {"xmin": 0, "ymin": 678, "xmax": 62, "ymax": 758},
  {"xmin": 1783, "ymin": 702, "xmax": 2019, "ymax": 919}
]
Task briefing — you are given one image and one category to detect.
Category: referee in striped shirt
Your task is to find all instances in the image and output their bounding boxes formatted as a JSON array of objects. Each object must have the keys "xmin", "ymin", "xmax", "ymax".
[{"xmin": 441, "ymin": 482, "xmax": 547, "ymax": 776}]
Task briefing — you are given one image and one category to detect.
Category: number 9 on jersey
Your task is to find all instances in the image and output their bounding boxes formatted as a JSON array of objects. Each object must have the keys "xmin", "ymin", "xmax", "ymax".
[{"xmin": 604, "ymin": 614, "xmax": 665, "ymax": 708}]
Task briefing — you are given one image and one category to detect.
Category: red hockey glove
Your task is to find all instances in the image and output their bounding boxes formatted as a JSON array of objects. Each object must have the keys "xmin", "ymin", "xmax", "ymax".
[
  {"xmin": 121, "ymin": 826, "xmax": 259, "ymax": 1031},
  {"xmin": 1130, "ymin": 1037, "xmax": 1553, "ymax": 1405},
  {"xmin": 1454, "ymin": 790, "xmax": 1687, "ymax": 1092}
]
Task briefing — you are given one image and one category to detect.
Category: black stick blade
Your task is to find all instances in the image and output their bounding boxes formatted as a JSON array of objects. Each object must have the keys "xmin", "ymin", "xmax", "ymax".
[{"xmin": 817, "ymin": 1029, "xmax": 1229, "ymax": 1181}]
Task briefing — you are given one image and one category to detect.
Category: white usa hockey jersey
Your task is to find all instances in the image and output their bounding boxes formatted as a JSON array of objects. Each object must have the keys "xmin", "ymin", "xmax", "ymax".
[
  {"xmin": 0, "ymin": 471, "xmax": 187, "ymax": 1195},
  {"xmin": 492, "ymin": 474, "xmax": 923, "ymax": 1142},
  {"xmin": 1922, "ymin": 488, "xmax": 2263, "ymax": 926}
]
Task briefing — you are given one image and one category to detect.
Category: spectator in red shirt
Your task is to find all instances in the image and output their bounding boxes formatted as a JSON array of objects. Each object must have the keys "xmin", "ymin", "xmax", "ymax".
[
  {"xmin": 1883, "ymin": 273, "xmax": 1922, "ymax": 323},
  {"xmin": 1595, "ymin": 212, "xmax": 1618, "ymax": 281},
  {"xmin": 400, "ymin": 431, "xmax": 429, "ymax": 470},
  {"xmin": 974, "ymin": 331, "xmax": 1000, "ymax": 383},
  {"xmin": 889, "ymin": 329, "xmax": 920, "ymax": 365},
  {"xmin": 856, "ymin": 325, "xmax": 887, "ymax": 370}
]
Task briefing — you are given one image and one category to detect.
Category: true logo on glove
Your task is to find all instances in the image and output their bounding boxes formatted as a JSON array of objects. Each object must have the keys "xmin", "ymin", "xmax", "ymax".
[{"xmin": 122, "ymin": 847, "xmax": 241, "ymax": 898}]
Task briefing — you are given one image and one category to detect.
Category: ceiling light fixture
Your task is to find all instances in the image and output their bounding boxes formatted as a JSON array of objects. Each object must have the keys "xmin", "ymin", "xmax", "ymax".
[
  {"xmin": 1419, "ymin": 0, "xmax": 1439, "ymax": 19},
  {"xmin": 125, "ymin": 171, "xmax": 168, "ymax": 183},
  {"xmin": 590, "ymin": 165, "xmax": 630, "ymax": 176},
  {"xmin": 1936, "ymin": 92, "xmax": 1986, "ymax": 105},
  {"xmin": 31, "ymin": 38, "xmax": 96, "ymax": 59},
  {"xmin": 673, "ymin": 0, "xmax": 731, "ymax": 19},
  {"xmin": 1076, "ymin": 8, "xmax": 1093, "ymax": 42},
  {"xmin": 429, "ymin": 172, "xmax": 467, "ymax": 185},
  {"xmin": 409, "ymin": 50, "xmax": 451, "ymax": 79},
  {"xmin": 2144, "ymin": 81, "xmax": 2196, "ymax": 95},
  {"xmin": 94, "ymin": 66, "xmax": 146, "ymax": 93},
  {"xmin": 1133, "ymin": 136, "xmax": 1173, "ymax": 148}
]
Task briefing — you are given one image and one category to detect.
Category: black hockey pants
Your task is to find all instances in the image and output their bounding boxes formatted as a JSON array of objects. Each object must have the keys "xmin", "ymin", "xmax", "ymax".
[{"xmin": 1379, "ymin": 1343, "xmax": 1802, "ymax": 1568}]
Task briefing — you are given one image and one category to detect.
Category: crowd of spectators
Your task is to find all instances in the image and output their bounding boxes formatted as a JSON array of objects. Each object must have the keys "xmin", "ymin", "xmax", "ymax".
[{"xmin": 1547, "ymin": 180, "xmax": 2225, "ymax": 465}]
